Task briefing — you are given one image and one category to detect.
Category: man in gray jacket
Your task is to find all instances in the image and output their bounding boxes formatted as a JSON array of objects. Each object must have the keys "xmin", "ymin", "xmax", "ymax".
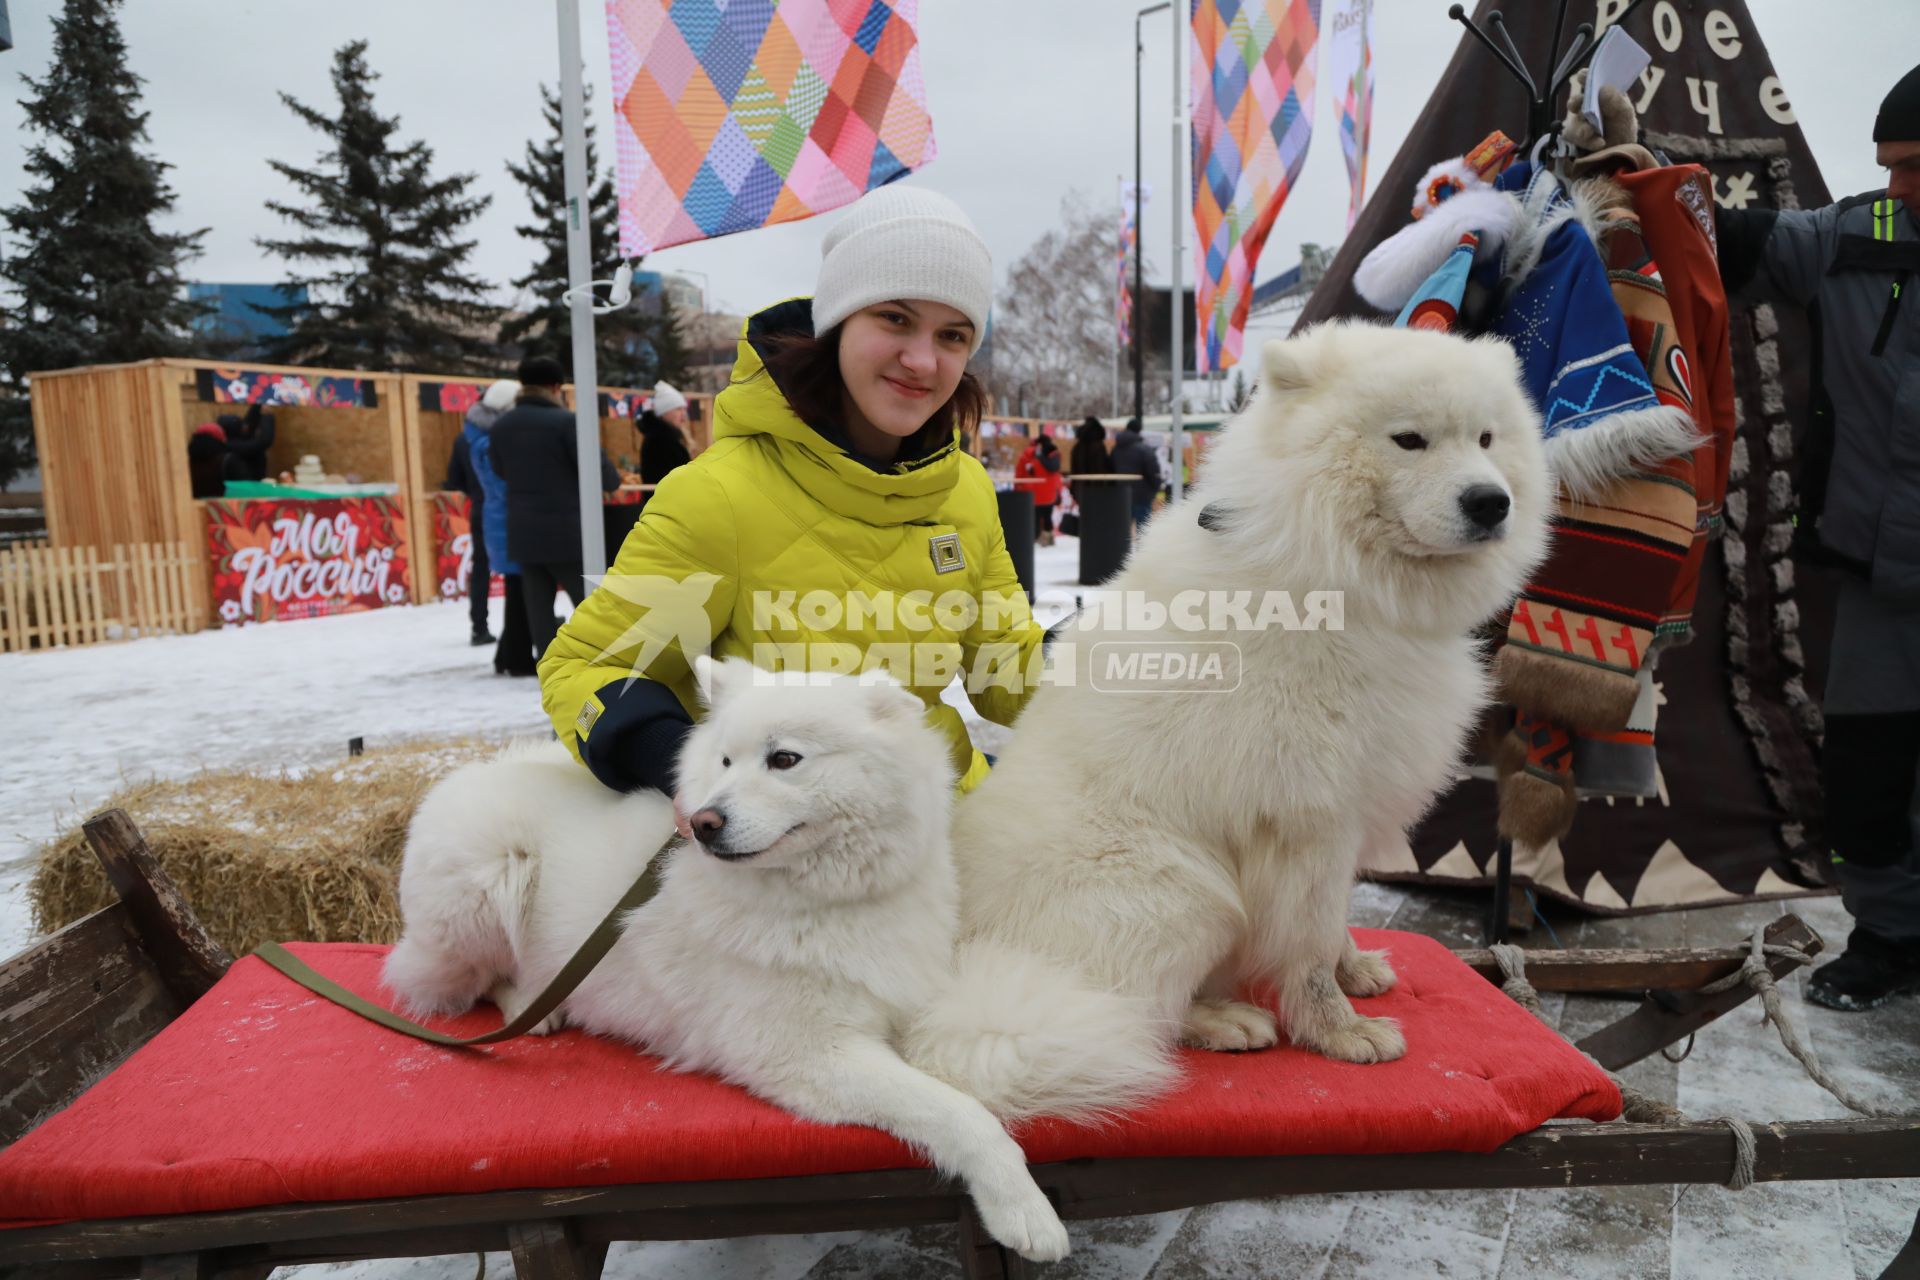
[{"xmin": 1718, "ymin": 63, "xmax": 1920, "ymax": 1009}]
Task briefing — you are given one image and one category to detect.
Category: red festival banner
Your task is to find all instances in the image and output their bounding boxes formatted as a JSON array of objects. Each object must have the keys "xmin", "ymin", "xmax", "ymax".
[
  {"xmin": 428, "ymin": 492, "xmax": 503, "ymax": 601},
  {"xmin": 205, "ymin": 497, "xmax": 412, "ymax": 625},
  {"xmin": 430, "ymin": 492, "xmax": 473, "ymax": 601}
]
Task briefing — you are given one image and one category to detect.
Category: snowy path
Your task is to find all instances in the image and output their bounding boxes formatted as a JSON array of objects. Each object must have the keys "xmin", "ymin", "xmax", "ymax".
[{"xmin": 2, "ymin": 532, "xmax": 1911, "ymax": 1278}]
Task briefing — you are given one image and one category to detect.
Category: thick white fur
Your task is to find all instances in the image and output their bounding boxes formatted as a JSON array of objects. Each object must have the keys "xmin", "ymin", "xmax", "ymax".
[
  {"xmin": 1352, "ymin": 188, "xmax": 1519, "ymax": 313},
  {"xmin": 938, "ymin": 323, "xmax": 1552, "ymax": 1100},
  {"xmin": 385, "ymin": 661, "xmax": 1073, "ymax": 1262}
]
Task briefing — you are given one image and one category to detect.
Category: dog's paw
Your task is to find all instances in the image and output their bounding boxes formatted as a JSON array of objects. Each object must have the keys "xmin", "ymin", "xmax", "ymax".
[
  {"xmin": 974, "ymin": 1179, "xmax": 1070, "ymax": 1263},
  {"xmin": 1337, "ymin": 947, "xmax": 1398, "ymax": 998},
  {"xmin": 1307, "ymin": 1015, "xmax": 1406, "ymax": 1064},
  {"xmin": 1181, "ymin": 998, "xmax": 1279, "ymax": 1052},
  {"xmin": 488, "ymin": 981, "xmax": 564, "ymax": 1036}
]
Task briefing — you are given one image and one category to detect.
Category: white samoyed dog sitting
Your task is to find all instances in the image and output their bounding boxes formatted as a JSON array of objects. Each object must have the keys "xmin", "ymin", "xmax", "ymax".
[
  {"xmin": 909, "ymin": 323, "xmax": 1552, "ymax": 1112},
  {"xmin": 386, "ymin": 657, "xmax": 1106, "ymax": 1263}
]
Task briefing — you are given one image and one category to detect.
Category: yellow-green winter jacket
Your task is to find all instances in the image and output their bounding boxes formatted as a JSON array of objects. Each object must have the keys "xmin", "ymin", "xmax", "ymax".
[{"xmin": 539, "ymin": 299, "xmax": 1045, "ymax": 794}]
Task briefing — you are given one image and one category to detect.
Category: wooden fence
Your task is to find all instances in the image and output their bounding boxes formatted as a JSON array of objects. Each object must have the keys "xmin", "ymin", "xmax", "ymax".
[{"xmin": 0, "ymin": 540, "xmax": 202, "ymax": 653}]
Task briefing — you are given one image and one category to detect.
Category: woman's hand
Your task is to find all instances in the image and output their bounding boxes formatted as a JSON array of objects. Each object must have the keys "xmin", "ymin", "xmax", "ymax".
[{"xmin": 672, "ymin": 794, "xmax": 694, "ymax": 841}]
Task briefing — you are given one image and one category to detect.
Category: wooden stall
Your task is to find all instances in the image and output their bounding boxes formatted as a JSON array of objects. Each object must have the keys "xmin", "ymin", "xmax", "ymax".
[
  {"xmin": 28, "ymin": 359, "xmax": 414, "ymax": 630},
  {"xmin": 402, "ymin": 378, "xmax": 716, "ymax": 605}
]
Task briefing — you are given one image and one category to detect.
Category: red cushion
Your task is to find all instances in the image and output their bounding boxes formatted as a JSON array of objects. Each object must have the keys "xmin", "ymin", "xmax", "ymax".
[{"xmin": 0, "ymin": 929, "xmax": 1619, "ymax": 1224}]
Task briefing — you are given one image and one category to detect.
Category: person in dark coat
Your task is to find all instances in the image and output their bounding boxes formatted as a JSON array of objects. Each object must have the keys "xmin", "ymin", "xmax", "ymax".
[
  {"xmin": 219, "ymin": 403, "xmax": 275, "ymax": 482},
  {"xmin": 467, "ymin": 380, "xmax": 538, "ymax": 676},
  {"xmin": 634, "ymin": 380, "xmax": 693, "ymax": 486},
  {"xmin": 1069, "ymin": 416, "xmax": 1110, "ymax": 476},
  {"xmin": 187, "ymin": 423, "xmax": 228, "ymax": 499},
  {"xmin": 1711, "ymin": 61, "xmax": 1920, "ymax": 1010},
  {"xmin": 486, "ymin": 354, "xmax": 622, "ymax": 660},
  {"xmin": 1107, "ymin": 417, "xmax": 1163, "ymax": 530}
]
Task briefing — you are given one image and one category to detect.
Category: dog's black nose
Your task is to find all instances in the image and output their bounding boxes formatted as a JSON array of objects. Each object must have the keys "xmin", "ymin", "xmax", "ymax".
[
  {"xmin": 1459, "ymin": 485, "xmax": 1511, "ymax": 532},
  {"xmin": 691, "ymin": 808, "xmax": 726, "ymax": 841}
]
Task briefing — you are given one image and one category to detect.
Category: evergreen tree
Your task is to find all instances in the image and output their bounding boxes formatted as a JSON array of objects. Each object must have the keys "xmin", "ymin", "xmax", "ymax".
[
  {"xmin": 0, "ymin": 0, "xmax": 207, "ymax": 489},
  {"xmin": 256, "ymin": 41, "xmax": 494, "ymax": 372},
  {"xmin": 499, "ymin": 82, "xmax": 688, "ymax": 388}
]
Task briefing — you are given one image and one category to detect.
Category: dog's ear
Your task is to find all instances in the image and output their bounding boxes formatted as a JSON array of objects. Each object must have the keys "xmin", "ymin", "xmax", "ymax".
[
  {"xmin": 1260, "ymin": 329, "xmax": 1331, "ymax": 393},
  {"xmin": 861, "ymin": 674, "xmax": 926, "ymax": 724},
  {"xmin": 692, "ymin": 653, "xmax": 740, "ymax": 708}
]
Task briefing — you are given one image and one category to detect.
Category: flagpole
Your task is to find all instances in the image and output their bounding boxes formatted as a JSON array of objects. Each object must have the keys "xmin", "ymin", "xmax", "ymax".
[
  {"xmin": 557, "ymin": 0, "xmax": 607, "ymax": 580},
  {"xmin": 1169, "ymin": 0, "xmax": 1184, "ymax": 507}
]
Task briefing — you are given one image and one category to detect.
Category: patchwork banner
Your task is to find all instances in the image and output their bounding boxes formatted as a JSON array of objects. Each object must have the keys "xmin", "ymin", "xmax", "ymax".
[
  {"xmin": 1326, "ymin": 0, "xmax": 1372, "ymax": 230},
  {"xmin": 606, "ymin": 0, "xmax": 937, "ymax": 255},
  {"xmin": 205, "ymin": 496, "xmax": 411, "ymax": 625},
  {"xmin": 1189, "ymin": 0, "xmax": 1321, "ymax": 373},
  {"xmin": 1117, "ymin": 180, "xmax": 1148, "ymax": 349},
  {"xmin": 196, "ymin": 367, "xmax": 378, "ymax": 409}
]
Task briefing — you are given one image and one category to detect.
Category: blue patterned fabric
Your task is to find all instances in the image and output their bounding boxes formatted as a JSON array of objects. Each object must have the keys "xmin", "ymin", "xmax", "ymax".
[{"xmin": 1492, "ymin": 164, "xmax": 1665, "ymax": 445}]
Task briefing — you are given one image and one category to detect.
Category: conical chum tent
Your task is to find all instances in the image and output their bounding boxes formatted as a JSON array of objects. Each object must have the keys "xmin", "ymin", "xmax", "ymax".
[{"xmin": 1304, "ymin": 0, "xmax": 1839, "ymax": 913}]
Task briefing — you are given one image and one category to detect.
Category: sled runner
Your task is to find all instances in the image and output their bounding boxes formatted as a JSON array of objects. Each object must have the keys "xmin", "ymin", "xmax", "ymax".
[{"xmin": 1, "ymin": 811, "xmax": 1915, "ymax": 1280}]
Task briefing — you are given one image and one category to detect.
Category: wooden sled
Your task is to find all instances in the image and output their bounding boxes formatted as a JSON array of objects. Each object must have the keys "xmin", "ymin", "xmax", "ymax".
[{"xmin": 1, "ymin": 810, "xmax": 1915, "ymax": 1280}]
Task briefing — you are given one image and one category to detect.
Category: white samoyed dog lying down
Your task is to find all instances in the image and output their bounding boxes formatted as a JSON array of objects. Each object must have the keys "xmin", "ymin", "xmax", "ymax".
[
  {"xmin": 387, "ymin": 657, "xmax": 1163, "ymax": 1263},
  {"xmin": 909, "ymin": 323, "xmax": 1554, "ymax": 1112}
]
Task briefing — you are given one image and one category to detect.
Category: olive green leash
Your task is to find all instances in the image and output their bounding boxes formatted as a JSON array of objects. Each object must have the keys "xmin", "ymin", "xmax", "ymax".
[{"xmin": 255, "ymin": 850, "xmax": 668, "ymax": 1048}]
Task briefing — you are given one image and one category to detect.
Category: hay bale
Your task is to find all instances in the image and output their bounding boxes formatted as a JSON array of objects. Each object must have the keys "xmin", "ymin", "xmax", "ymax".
[{"xmin": 29, "ymin": 737, "xmax": 513, "ymax": 956}]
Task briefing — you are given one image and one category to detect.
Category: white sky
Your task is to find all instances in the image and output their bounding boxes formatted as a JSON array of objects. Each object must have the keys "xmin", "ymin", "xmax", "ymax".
[{"xmin": 0, "ymin": 1, "xmax": 1914, "ymax": 346}]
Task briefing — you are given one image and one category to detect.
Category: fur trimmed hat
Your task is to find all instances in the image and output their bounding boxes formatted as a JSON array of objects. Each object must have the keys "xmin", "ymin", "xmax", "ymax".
[{"xmin": 811, "ymin": 185, "xmax": 993, "ymax": 353}]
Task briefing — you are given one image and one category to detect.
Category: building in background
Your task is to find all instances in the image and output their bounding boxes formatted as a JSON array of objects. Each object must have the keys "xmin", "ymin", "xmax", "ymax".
[{"xmin": 187, "ymin": 283, "xmax": 307, "ymax": 358}]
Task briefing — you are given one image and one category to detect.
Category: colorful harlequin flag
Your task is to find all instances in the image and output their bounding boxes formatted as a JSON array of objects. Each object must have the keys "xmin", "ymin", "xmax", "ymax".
[
  {"xmin": 1117, "ymin": 180, "xmax": 1148, "ymax": 348},
  {"xmin": 1189, "ymin": 0, "xmax": 1320, "ymax": 373},
  {"xmin": 1326, "ymin": 0, "xmax": 1372, "ymax": 231},
  {"xmin": 605, "ymin": 0, "xmax": 937, "ymax": 255}
]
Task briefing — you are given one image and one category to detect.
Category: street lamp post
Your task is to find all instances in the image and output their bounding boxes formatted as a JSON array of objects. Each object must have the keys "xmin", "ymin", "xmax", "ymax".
[
  {"xmin": 1134, "ymin": 2, "xmax": 1168, "ymax": 428},
  {"xmin": 555, "ymin": 0, "xmax": 607, "ymax": 579}
]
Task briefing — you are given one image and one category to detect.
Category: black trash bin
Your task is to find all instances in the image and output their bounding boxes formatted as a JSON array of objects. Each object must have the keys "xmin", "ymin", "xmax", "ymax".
[
  {"xmin": 1071, "ymin": 475, "xmax": 1133, "ymax": 586},
  {"xmin": 603, "ymin": 499, "xmax": 644, "ymax": 558},
  {"xmin": 995, "ymin": 487, "xmax": 1035, "ymax": 602}
]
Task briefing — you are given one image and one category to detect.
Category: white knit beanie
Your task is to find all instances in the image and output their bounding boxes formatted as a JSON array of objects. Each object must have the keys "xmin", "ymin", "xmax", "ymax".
[
  {"xmin": 651, "ymin": 381, "xmax": 687, "ymax": 415},
  {"xmin": 480, "ymin": 379, "xmax": 520, "ymax": 411},
  {"xmin": 811, "ymin": 185, "xmax": 993, "ymax": 354}
]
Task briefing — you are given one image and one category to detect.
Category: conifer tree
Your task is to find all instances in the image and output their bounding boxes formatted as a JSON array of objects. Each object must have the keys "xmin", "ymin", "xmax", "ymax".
[
  {"xmin": 500, "ymin": 82, "xmax": 689, "ymax": 388},
  {"xmin": 256, "ymin": 41, "xmax": 494, "ymax": 372},
  {"xmin": 0, "ymin": 0, "xmax": 207, "ymax": 488}
]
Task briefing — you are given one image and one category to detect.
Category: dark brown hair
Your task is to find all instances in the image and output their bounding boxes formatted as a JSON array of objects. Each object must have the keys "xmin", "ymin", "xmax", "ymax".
[{"xmin": 756, "ymin": 325, "xmax": 985, "ymax": 460}]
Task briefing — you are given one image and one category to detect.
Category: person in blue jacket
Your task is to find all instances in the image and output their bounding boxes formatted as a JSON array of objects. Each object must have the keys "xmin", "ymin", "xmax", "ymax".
[{"xmin": 465, "ymin": 380, "xmax": 538, "ymax": 676}]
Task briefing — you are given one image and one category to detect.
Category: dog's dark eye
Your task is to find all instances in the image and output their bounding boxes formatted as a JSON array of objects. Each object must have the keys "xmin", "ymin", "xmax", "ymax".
[
  {"xmin": 1391, "ymin": 432, "xmax": 1428, "ymax": 451},
  {"xmin": 1479, "ymin": 431, "xmax": 1493, "ymax": 449},
  {"xmin": 767, "ymin": 750, "xmax": 802, "ymax": 771},
  {"xmin": 721, "ymin": 756, "xmax": 731, "ymax": 768}
]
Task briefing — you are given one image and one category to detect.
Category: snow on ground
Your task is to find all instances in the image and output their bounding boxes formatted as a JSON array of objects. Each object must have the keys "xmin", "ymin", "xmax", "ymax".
[{"xmin": 3, "ymin": 531, "xmax": 1913, "ymax": 1279}]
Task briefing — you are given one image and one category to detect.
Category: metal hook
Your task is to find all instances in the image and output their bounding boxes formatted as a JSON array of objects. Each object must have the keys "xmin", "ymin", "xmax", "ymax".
[
  {"xmin": 1549, "ymin": 22, "xmax": 1596, "ymax": 96},
  {"xmin": 1447, "ymin": 4, "xmax": 1535, "ymax": 95},
  {"xmin": 1486, "ymin": 11, "xmax": 1537, "ymax": 98}
]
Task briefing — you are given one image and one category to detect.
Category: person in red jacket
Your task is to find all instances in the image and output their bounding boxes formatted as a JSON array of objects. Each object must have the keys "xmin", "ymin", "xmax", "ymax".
[{"xmin": 1015, "ymin": 433, "xmax": 1065, "ymax": 546}]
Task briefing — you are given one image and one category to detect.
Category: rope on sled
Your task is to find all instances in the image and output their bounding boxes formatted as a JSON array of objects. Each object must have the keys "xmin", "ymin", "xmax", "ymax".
[{"xmin": 1694, "ymin": 930, "xmax": 1892, "ymax": 1120}]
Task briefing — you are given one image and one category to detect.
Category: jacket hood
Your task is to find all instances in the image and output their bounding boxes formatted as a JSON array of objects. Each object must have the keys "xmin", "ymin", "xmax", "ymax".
[{"xmin": 710, "ymin": 298, "xmax": 965, "ymax": 526}]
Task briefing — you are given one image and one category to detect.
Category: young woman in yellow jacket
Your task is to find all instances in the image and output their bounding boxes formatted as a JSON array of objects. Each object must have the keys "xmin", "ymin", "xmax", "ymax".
[{"xmin": 539, "ymin": 186, "xmax": 1045, "ymax": 797}]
